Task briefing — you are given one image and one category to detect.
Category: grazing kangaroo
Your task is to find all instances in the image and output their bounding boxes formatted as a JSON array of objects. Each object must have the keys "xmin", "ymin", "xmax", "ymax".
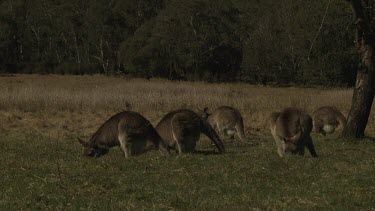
[
  {"xmin": 269, "ymin": 107, "xmax": 318, "ymax": 158},
  {"xmin": 312, "ymin": 106, "xmax": 347, "ymax": 136},
  {"xmin": 78, "ymin": 111, "xmax": 169, "ymax": 158},
  {"xmin": 155, "ymin": 109, "xmax": 225, "ymax": 154},
  {"xmin": 200, "ymin": 106, "xmax": 245, "ymax": 141}
]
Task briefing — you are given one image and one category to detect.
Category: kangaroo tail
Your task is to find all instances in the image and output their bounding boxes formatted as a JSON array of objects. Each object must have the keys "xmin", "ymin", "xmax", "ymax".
[
  {"xmin": 235, "ymin": 117, "xmax": 246, "ymax": 141},
  {"xmin": 201, "ymin": 119, "xmax": 225, "ymax": 153}
]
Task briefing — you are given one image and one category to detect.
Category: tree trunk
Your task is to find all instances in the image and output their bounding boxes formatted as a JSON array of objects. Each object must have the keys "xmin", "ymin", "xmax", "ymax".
[{"xmin": 341, "ymin": 0, "xmax": 374, "ymax": 138}]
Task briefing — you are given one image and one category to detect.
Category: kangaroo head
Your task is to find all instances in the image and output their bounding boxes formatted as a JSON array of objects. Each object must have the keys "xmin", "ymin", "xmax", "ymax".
[
  {"xmin": 197, "ymin": 107, "xmax": 210, "ymax": 119},
  {"xmin": 282, "ymin": 138, "xmax": 297, "ymax": 153},
  {"xmin": 281, "ymin": 130, "xmax": 302, "ymax": 153},
  {"xmin": 157, "ymin": 140, "xmax": 171, "ymax": 156},
  {"xmin": 77, "ymin": 137, "xmax": 108, "ymax": 158}
]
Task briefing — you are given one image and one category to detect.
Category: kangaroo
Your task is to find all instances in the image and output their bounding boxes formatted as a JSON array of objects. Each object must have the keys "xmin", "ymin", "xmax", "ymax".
[
  {"xmin": 312, "ymin": 106, "xmax": 347, "ymax": 136},
  {"xmin": 200, "ymin": 106, "xmax": 245, "ymax": 141},
  {"xmin": 155, "ymin": 109, "xmax": 225, "ymax": 154},
  {"xmin": 269, "ymin": 107, "xmax": 318, "ymax": 158},
  {"xmin": 78, "ymin": 111, "xmax": 169, "ymax": 158}
]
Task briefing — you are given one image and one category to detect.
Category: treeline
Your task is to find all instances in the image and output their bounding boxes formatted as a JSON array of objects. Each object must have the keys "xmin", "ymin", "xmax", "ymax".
[{"xmin": 0, "ymin": 0, "xmax": 358, "ymax": 85}]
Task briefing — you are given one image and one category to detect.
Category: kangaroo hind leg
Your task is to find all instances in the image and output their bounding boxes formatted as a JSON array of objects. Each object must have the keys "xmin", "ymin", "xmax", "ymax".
[
  {"xmin": 118, "ymin": 131, "xmax": 132, "ymax": 158},
  {"xmin": 306, "ymin": 135, "xmax": 318, "ymax": 157}
]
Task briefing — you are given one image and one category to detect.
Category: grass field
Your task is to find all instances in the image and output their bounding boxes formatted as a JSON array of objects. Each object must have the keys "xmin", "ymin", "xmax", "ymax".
[{"xmin": 0, "ymin": 75, "xmax": 375, "ymax": 209}]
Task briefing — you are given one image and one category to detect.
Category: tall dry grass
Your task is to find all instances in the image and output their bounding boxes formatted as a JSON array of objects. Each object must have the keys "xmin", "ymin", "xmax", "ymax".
[
  {"xmin": 0, "ymin": 74, "xmax": 373, "ymax": 138},
  {"xmin": 2, "ymin": 75, "xmax": 375, "ymax": 210}
]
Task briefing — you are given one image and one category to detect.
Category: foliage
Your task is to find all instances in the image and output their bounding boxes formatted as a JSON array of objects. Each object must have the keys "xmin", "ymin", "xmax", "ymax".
[{"xmin": 0, "ymin": 0, "xmax": 357, "ymax": 85}]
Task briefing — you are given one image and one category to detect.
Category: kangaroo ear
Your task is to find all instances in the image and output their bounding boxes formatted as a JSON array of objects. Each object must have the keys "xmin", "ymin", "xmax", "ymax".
[
  {"xmin": 77, "ymin": 137, "xmax": 88, "ymax": 147},
  {"xmin": 125, "ymin": 101, "xmax": 132, "ymax": 111}
]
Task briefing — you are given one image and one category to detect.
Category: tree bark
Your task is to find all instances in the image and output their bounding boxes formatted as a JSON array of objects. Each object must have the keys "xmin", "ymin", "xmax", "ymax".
[{"xmin": 341, "ymin": 0, "xmax": 374, "ymax": 138}]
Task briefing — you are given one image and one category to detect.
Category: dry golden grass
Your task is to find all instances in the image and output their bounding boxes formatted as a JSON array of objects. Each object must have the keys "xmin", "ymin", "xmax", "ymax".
[
  {"xmin": 1, "ymin": 75, "xmax": 375, "ymax": 210},
  {"xmin": 0, "ymin": 74, "xmax": 374, "ymax": 140}
]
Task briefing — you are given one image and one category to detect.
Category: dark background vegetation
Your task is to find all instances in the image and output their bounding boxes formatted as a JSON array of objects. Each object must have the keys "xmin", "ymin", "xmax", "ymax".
[{"xmin": 0, "ymin": 0, "xmax": 357, "ymax": 85}]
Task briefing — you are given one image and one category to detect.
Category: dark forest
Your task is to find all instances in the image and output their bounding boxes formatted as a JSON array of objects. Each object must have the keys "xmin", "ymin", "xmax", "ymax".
[{"xmin": 0, "ymin": 0, "xmax": 361, "ymax": 85}]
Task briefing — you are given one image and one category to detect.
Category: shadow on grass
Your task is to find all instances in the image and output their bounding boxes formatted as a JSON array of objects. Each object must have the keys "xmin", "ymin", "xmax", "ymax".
[
  {"xmin": 363, "ymin": 136, "xmax": 375, "ymax": 142},
  {"xmin": 193, "ymin": 150, "xmax": 222, "ymax": 155}
]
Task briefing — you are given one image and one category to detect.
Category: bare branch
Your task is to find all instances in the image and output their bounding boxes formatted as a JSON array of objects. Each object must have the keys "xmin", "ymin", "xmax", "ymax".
[{"xmin": 307, "ymin": 0, "xmax": 332, "ymax": 61}]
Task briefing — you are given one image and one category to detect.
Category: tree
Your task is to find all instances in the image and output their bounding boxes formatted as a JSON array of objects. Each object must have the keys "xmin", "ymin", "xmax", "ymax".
[
  {"xmin": 0, "ymin": 0, "xmax": 363, "ymax": 84},
  {"xmin": 237, "ymin": 0, "xmax": 355, "ymax": 85},
  {"xmin": 341, "ymin": 0, "xmax": 374, "ymax": 138},
  {"xmin": 121, "ymin": 0, "xmax": 242, "ymax": 81}
]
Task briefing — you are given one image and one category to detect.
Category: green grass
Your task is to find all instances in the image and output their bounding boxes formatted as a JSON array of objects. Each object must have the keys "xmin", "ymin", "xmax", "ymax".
[
  {"xmin": 0, "ymin": 75, "xmax": 374, "ymax": 209},
  {"xmin": 1, "ymin": 129, "xmax": 375, "ymax": 210}
]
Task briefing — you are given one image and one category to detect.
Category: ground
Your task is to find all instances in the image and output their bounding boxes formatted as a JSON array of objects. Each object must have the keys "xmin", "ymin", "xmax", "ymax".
[{"xmin": 0, "ymin": 75, "xmax": 374, "ymax": 209}]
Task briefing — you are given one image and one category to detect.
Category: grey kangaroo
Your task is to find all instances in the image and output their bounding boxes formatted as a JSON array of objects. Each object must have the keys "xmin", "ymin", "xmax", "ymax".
[
  {"xmin": 155, "ymin": 109, "xmax": 225, "ymax": 154},
  {"xmin": 269, "ymin": 107, "xmax": 318, "ymax": 158},
  {"xmin": 78, "ymin": 111, "xmax": 169, "ymax": 158}
]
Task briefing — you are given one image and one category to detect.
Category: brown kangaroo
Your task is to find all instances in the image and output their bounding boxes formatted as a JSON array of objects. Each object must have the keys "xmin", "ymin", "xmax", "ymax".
[
  {"xmin": 200, "ymin": 106, "xmax": 245, "ymax": 141},
  {"xmin": 78, "ymin": 111, "xmax": 169, "ymax": 158},
  {"xmin": 269, "ymin": 107, "xmax": 317, "ymax": 158},
  {"xmin": 155, "ymin": 109, "xmax": 225, "ymax": 154},
  {"xmin": 312, "ymin": 106, "xmax": 347, "ymax": 136}
]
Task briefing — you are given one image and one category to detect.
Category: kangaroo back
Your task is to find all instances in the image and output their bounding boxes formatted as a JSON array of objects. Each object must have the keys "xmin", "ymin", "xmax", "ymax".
[{"xmin": 276, "ymin": 108, "xmax": 308, "ymax": 142}]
